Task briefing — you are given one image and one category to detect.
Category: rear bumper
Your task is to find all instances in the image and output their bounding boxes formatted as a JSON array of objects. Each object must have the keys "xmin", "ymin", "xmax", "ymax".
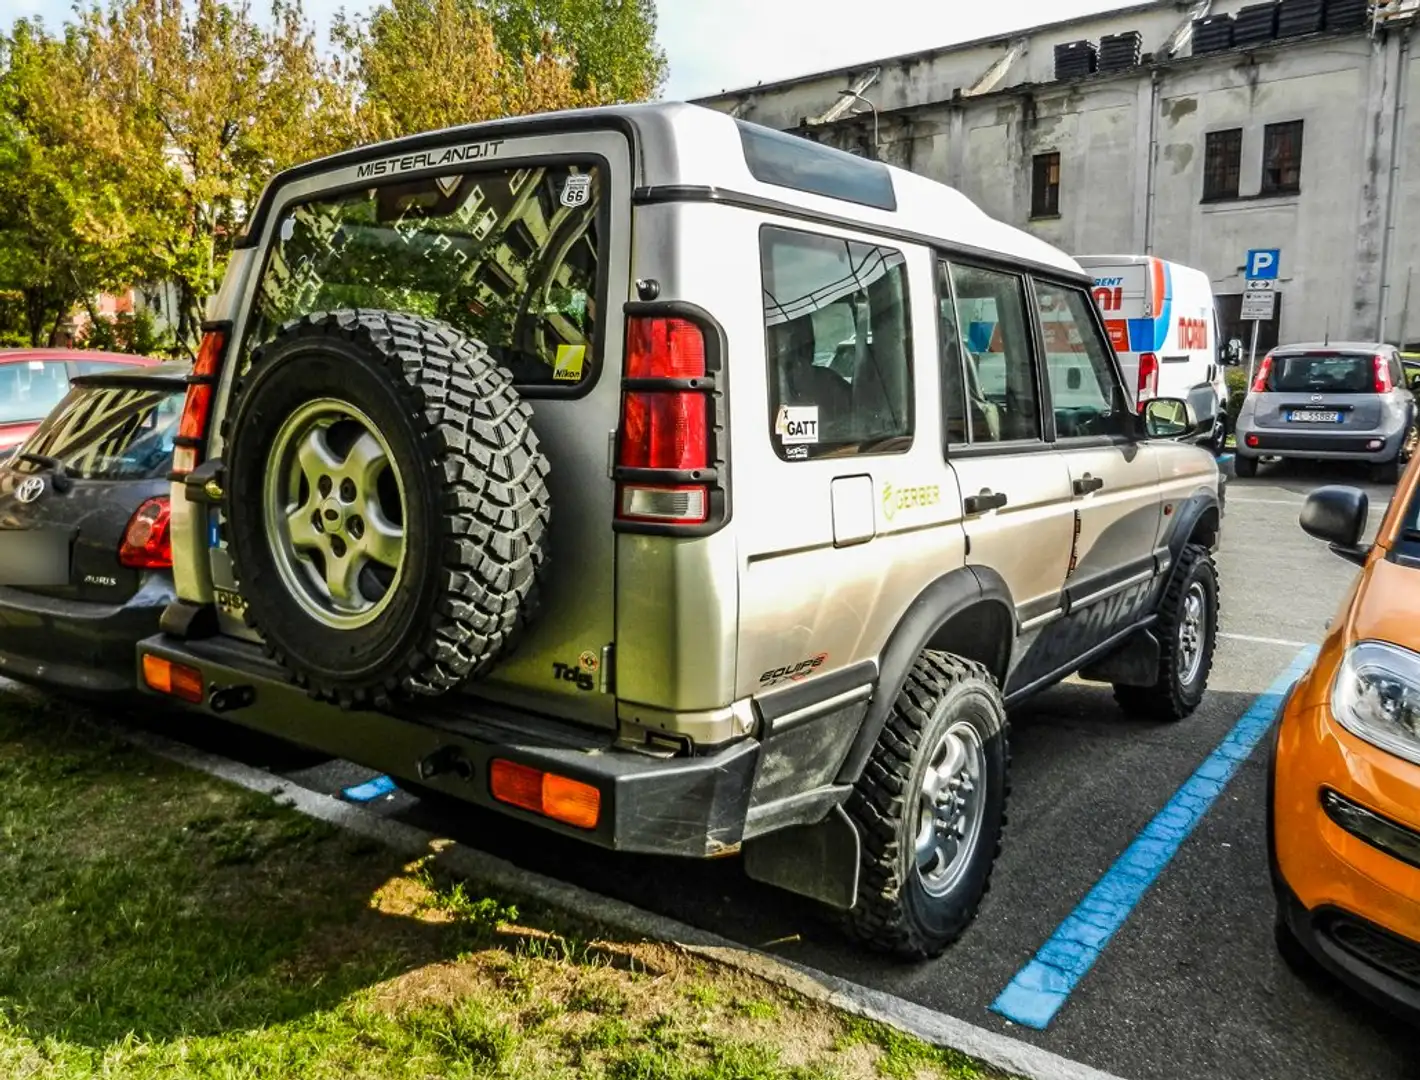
[
  {"xmin": 137, "ymin": 632, "xmax": 760, "ymax": 858},
  {"xmin": 1236, "ymin": 423, "xmax": 1408, "ymax": 462},
  {"xmin": 0, "ymin": 575, "xmax": 173, "ymax": 697}
]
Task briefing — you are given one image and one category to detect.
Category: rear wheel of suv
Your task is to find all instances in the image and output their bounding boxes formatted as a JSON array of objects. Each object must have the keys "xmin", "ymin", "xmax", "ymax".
[
  {"xmin": 222, "ymin": 310, "xmax": 551, "ymax": 707},
  {"xmin": 843, "ymin": 652, "xmax": 1009, "ymax": 959},
  {"xmin": 1114, "ymin": 543, "xmax": 1218, "ymax": 722}
]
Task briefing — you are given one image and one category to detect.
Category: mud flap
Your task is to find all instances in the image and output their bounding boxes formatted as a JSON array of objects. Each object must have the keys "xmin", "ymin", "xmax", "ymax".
[
  {"xmin": 1078, "ymin": 627, "xmax": 1162, "ymax": 688},
  {"xmin": 743, "ymin": 804, "xmax": 861, "ymax": 910}
]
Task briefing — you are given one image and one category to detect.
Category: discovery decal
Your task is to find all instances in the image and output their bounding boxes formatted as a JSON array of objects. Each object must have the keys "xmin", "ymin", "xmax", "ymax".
[{"xmin": 355, "ymin": 140, "xmax": 506, "ymax": 180}]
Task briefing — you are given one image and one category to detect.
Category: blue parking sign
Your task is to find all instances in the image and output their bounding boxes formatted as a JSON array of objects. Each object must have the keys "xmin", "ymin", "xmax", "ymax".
[{"xmin": 1246, "ymin": 249, "xmax": 1280, "ymax": 280}]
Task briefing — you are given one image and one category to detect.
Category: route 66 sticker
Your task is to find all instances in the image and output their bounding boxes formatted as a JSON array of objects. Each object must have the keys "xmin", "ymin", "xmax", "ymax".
[{"xmin": 560, "ymin": 174, "xmax": 593, "ymax": 208}]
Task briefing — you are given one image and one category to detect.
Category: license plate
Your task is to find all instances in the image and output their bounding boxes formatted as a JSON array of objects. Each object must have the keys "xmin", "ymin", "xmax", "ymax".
[
  {"xmin": 1287, "ymin": 410, "xmax": 1341, "ymax": 423},
  {"xmin": 0, "ymin": 529, "xmax": 71, "ymax": 586}
]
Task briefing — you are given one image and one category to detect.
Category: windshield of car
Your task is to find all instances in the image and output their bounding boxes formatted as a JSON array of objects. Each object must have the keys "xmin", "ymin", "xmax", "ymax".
[
  {"xmin": 11, "ymin": 383, "xmax": 182, "ymax": 480},
  {"xmin": 0, "ymin": 360, "xmax": 71, "ymax": 424},
  {"xmin": 1266, "ymin": 353, "xmax": 1375, "ymax": 394}
]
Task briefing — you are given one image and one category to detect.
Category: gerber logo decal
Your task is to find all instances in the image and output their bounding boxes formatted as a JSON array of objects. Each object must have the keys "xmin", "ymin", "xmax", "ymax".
[{"xmin": 882, "ymin": 482, "xmax": 941, "ymax": 522}]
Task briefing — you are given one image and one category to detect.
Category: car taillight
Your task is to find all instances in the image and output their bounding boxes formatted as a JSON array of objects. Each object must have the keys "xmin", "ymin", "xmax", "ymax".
[
  {"xmin": 1374, "ymin": 354, "xmax": 1393, "ymax": 393},
  {"xmin": 616, "ymin": 316, "xmax": 714, "ymax": 526},
  {"xmin": 173, "ymin": 328, "xmax": 229, "ymax": 476},
  {"xmin": 119, "ymin": 496, "xmax": 172, "ymax": 569},
  {"xmin": 489, "ymin": 759, "xmax": 601, "ymax": 829},
  {"xmin": 1251, "ymin": 353, "xmax": 1274, "ymax": 393},
  {"xmin": 141, "ymin": 653, "xmax": 204, "ymax": 704},
  {"xmin": 1136, "ymin": 352, "xmax": 1159, "ymax": 409}
]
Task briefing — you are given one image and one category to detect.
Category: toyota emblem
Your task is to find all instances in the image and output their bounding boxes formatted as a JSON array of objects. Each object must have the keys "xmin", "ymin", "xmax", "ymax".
[{"xmin": 15, "ymin": 476, "xmax": 45, "ymax": 504}]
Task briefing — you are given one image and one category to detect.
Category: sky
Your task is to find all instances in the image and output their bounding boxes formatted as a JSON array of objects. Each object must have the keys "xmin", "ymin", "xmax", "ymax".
[{"xmin": 0, "ymin": 0, "xmax": 1140, "ymax": 100}]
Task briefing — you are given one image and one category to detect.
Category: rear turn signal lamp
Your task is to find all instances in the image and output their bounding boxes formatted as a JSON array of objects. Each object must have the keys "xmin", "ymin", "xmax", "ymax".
[
  {"xmin": 173, "ymin": 328, "xmax": 229, "ymax": 476},
  {"xmin": 1374, "ymin": 354, "xmax": 1394, "ymax": 393},
  {"xmin": 1136, "ymin": 352, "xmax": 1159, "ymax": 409},
  {"xmin": 489, "ymin": 759, "xmax": 601, "ymax": 830},
  {"xmin": 119, "ymin": 497, "xmax": 172, "ymax": 569},
  {"xmin": 1251, "ymin": 353, "xmax": 1274, "ymax": 393},
  {"xmin": 142, "ymin": 654, "xmax": 205, "ymax": 704}
]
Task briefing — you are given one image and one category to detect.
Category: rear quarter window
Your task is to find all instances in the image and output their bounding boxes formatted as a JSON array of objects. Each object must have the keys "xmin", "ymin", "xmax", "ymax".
[
  {"xmin": 13, "ymin": 384, "xmax": 182, "ymax": 480},
  {"xmin": 244, "ymin": 163, "xmax": 603, "ymax": 391}
]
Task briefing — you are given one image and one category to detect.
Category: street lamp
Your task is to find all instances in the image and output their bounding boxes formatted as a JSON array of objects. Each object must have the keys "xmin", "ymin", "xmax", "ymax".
[{"xmin": 836, "ymin": 89, "xmax": 879, "ymax": 157}]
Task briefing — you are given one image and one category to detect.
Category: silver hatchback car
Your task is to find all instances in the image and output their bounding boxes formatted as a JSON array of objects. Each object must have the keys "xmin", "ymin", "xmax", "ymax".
[{"xmin": 1234, "ymin": 342, "xmax": 1417, "ymax": 482}]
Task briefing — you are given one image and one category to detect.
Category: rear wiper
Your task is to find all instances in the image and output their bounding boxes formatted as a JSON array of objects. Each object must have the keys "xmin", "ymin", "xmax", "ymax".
[{"xmin": 18, "ymin": 453, "xmax": 73, "ymax": 493}]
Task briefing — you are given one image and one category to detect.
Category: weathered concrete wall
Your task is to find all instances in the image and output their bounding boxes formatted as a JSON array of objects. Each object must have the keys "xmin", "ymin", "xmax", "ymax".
[{"xmin": 697, "ymin": 3, "xmax": 1420, "ymax": 348}]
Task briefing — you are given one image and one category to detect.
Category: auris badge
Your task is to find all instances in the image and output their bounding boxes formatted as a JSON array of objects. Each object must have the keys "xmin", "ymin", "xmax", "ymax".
[{"xmin": 15, "ymin": 476, "xmax": 45, "ymax": 504}]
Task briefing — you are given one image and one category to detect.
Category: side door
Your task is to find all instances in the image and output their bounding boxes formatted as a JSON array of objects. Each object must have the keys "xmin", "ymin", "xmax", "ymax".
[
  {"xmin": 1032, "ymin": 277, "xmax": 1163, "ymax": 641},
  {"xmin": 938, "ymin": 258, "xmax": 1075, "ymax": 631}
]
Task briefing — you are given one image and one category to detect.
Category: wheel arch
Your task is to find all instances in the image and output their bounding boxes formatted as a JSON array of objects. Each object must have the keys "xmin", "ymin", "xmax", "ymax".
[
  {"xmin": 834, "ymin": 566, "xmax": 1015, "ymax": 786},
  {"xmin": 1168, "ymin": 487, "xmax": 1222, "ymax": 561}
]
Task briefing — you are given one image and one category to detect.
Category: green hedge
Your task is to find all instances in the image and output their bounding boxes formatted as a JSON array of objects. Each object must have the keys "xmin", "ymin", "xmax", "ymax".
[{"xmin": 1225, "ymin": 366, "xmax": 1250, "ymax": 427}]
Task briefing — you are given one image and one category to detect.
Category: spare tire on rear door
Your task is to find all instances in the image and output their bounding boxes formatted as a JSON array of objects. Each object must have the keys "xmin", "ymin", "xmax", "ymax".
[{"xmin": 221, "ymin": 310, "xmax": 551, "ymax": 707}]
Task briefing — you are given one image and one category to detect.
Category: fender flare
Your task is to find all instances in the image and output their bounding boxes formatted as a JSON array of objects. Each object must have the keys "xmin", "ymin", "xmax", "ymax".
[
  {"xmin": 834, "ymin": 565, "xmax": 1015, "ymax": 785},
  {"xmin": 1163, "ymin": 487, "xmax": 1221, "ymax": 581}
]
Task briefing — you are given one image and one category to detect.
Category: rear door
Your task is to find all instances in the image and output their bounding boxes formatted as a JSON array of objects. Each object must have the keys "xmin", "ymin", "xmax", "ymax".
[
  {"xmin": 0, "ymin": 376, "xmax": 183, "ymax": 603},
  {"xmin": 941, "ymin": 259, "xmax": 1075, "ymax": 628},
  {"xmin": 1252, "ymin": 351, "xmax": 1388, "ymax": 431},
  {"xmin": 207, "ymin": 131, "xmax": 633, "ymax": 726}
]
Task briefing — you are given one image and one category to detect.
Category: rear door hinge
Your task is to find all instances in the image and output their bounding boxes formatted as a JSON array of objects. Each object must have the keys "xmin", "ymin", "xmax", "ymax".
[{"xmin": 600, "ymin": 643, "xmax": 615, "ymax": 695}]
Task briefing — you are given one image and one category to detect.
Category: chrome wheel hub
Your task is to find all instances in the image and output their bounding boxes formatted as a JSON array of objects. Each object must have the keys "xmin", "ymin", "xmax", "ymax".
[
  {"xmin": 915, "ymin": 720, "xmax": 988, "ymax": 897},
  {"xmin": 263, "ymin": 398, "xmax": 407, "ymax": 630},
  {"xmin": 1178, "ymin": 581, "xmax": 1208, "ymax": 686}
]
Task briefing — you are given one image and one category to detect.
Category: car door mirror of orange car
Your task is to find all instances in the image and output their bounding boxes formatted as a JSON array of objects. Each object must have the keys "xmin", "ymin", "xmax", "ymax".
[{"xmin": 1301, "ymin": 485, "xmax": 1371, "ymax": 566}]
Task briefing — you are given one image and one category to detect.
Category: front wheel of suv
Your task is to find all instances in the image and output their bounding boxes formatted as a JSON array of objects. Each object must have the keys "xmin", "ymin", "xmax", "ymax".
[
  {"xmin": 1114, "ymin": 543, "xmax": 1218, "ymax": 722},
  {"xmin": 843, "ymin": 652, "xmax": 1009, "ymax": 959}
]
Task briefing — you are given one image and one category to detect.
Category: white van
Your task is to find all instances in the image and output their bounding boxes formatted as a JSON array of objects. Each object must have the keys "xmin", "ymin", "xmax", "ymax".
[{"xmin": 1075, "ymin": 255, "xmax": 1238, "ymax": 445}]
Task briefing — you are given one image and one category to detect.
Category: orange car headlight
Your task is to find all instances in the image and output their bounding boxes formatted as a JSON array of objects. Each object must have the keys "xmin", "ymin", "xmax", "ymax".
[{"xmin": 1332, "ymin": 640, "xmax": 1420, "ymax": 766}]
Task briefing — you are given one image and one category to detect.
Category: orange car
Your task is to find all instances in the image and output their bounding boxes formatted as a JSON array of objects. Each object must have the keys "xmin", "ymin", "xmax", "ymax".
[{"xmin": 1272, "ymin": 462, "xmax": 1420, "ymax": 1020}]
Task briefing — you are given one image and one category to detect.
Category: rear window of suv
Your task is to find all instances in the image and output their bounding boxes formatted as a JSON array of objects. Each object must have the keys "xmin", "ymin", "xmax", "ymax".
[
  {"xmin": 1266, "ymin": 353, "xmax": 1376, "ymax": 394},
  {"xmin": 244, "ymin": 163, "xmax": 603, "ymax": 390},
  {"xmin": 12, "ymin": 383, "xmax": 181, "ymax": 481}
]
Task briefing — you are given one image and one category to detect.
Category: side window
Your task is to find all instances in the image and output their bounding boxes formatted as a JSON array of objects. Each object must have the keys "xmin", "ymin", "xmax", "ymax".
[
  {"xmin": 246, "ymin": 164, "xmax": 602, "ymax": 390},
  {"xmin": 936, "ymin": 260, "xmax": 969, "ymax": 445},
  {"xmin": 1034, "ymin": 280, "xmax": 1132, "ymax": 440},
  {"xmin": 0, "ymin": 360, "xmax": 70, "ymax": 425},
  {"xmin": 949, "ymin": 264, "xmax": 1042, "ymax": 443},
  {"xmin": 1389, "ymin": 354, "xmax": 1404, "ymax": 390},
  {"xmin": 761, "ymin": 226, "xmax": 913, "ymax": 460}
]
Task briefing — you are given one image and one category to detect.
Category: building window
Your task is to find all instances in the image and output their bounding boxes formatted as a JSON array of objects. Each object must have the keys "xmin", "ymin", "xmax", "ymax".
[
  {"xmin": 1031, "ymin": 152, "xmax": 1061, "ymax": 219},
  {"xmin": 1202, "ymin": 128, "xmax": 1242, "ymax": 201},
  {"xmin": 1261, "ymin": 121, "xmax": 1304, "ymax": 196}
]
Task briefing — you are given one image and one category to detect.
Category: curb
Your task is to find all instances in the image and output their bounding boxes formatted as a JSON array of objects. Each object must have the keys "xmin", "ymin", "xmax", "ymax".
[{"xmin": 125, "ymin": 726, "xmax": 1129, "ymax": 1080}]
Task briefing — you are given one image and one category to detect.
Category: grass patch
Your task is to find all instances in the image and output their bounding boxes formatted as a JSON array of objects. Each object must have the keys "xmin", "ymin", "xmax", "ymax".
[{"xmin": 0, "ymin": 688, "xmax": 1008, "ymax": 1080}]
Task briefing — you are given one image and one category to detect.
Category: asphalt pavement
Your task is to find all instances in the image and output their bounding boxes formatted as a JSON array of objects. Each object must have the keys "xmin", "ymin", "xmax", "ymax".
[{"xmin": 68, "ymin": 458, "xmax": 1420, "ymax": 1080}]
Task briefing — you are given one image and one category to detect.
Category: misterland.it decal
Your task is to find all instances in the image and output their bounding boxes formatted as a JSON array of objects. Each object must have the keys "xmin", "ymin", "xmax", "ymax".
[{"xmin": 775, "ymin": 405, "xmax": 819, "ymax": 445}]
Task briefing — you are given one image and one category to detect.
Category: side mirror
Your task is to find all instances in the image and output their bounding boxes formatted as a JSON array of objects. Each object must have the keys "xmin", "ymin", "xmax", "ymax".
[
  {"xmin": 1408, "ymin": 372, "xmax": 1420, "ymax": 393},
  {"xmin": 1300, "ymin": 485, "xmax": 1371, "ymax": 566},
  {"xmin": 1143, "ymin": 397, "xmax": 1210, "ymax": 441},
  {"xmin": 1222, "ymin": 338, "xmax": 1244, "ymax": 367}
]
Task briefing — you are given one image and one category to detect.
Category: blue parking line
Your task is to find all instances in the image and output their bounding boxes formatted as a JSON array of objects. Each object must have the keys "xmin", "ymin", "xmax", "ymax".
[
  {"xmin": 342, "ymin": 774, "xmax": 398, "ymax": 802},
  {"xmin": 990, "ymin": 644, "xmax": 1318, "ymax": 1030}
]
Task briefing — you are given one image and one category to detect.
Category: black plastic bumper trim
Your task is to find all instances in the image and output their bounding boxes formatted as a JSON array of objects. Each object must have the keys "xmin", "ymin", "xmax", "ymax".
[{"xmin": 1321, "ymin": 788, "xmax": 1420, "ymax": 871}]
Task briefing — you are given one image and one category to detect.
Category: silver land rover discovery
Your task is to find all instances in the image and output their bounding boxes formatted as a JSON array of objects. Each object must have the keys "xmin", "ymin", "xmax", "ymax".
[{"xmin": 138, "ymin": 103, "xmax": 1225, "ymax": 958}]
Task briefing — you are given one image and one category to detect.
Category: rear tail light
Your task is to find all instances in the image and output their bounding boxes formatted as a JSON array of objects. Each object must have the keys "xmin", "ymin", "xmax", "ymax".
[
  {"xmin": 1374, "ymin": 354, "xmax": 1394, "ymax": 393},
  {"xmin": 1251, "ymin": 353, "xmax": 1274, "ymax": 393},
  {"xmin": 489, "ymin": 759, "xmax": 601, "ymax": 829},
  {"xmin": 141, "ymin": 653, "xmax": 204, "ymax": 704},
  {"xmin": 119, "ymin": 496, "xmax": 172, "ymax": 569},
  {"xmin": 1245, "ymin": 433, "xmax": 1261, "ymax": 448},
  {"xmin": 1136, "ymin": 352, "xmax": 1159, "ymax": 409},
  {"xmin": 173, "ymin": 328, "xmax": 229, "ymax": 476},
  {"xmin": 616, "ymin": 316, "xmax": 716, "ymax": 527}
]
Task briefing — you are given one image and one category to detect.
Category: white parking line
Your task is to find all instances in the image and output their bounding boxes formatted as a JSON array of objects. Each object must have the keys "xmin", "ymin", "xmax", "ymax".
[{"xmin": 1220, "ymin": 632, "xmax": 1313, "ymax": 648}]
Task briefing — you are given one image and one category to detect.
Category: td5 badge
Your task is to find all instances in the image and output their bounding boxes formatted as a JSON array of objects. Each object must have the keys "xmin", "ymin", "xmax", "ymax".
[{"xmin": 553, "ymin": 650, "xmax": 600, "ymax": 692}]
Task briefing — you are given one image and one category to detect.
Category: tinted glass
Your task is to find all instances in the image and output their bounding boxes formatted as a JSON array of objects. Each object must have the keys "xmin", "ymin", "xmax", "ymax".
[
  {"xmin": 14, "ymin": 383, "xmax": 182, "ymax": 480},
  {"xmin": 1035, "ymin": 281, "xmax": 1131, "ymax": 438},
  {"xmin": 936, "ymin": 261, "xmax": 969, "ymax": 446},
  {"xmin": 950, "ymin": 265, "xmax": 1041, "ymax": 443},
  {"xmin": 246, "ymin": 164, "xmax": 602, "ymax": 388},
  {"xmin": 738, "ymin": 122, "xmax": 897, "ymax": 211},
  {"xmin": 761, "ymin": 226, "xmax": 912, "ymax": 460},
  {"xmin": 0, "ymin": 361, "xmax": 70, "ymax": 425},
  {"xmin": 1267, "ymin": 354, "xmax": 1374, "ymax": 394}
]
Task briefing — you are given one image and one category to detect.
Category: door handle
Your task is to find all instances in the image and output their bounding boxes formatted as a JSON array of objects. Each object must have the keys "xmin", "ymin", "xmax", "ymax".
[
  {"xmin": 1073, "ymin": 474, "xmax": 1105, "ymax": 496},
  {"xmin": 964, "ymin": 490, "xmax": 1009, "ymax": 515}
]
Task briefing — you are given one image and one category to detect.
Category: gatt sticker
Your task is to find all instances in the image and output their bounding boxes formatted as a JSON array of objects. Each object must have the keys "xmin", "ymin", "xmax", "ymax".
[
  {"xmin": 774, "ymin": 405, "xmax": 819, "ymax": 446},
  {"xmin": 561, "ymin": 174, "xmax": 593, "ymax": 208}
]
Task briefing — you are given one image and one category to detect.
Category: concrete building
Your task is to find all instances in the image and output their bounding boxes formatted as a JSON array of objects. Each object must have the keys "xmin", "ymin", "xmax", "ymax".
[{"xmin": 693, "ymin": 0, "xmax": 1420, "ymax": 353}]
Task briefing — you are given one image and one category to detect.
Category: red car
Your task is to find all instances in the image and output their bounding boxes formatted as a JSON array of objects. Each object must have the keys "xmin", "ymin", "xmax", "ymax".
[{"xmin": 0, "ymin": 349, "xmax": 161, "ymax": 455}]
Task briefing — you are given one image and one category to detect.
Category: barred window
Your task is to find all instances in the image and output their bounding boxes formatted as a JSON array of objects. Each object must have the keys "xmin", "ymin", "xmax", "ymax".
[
  {"xmin": 1261, "ymin": 121, "xmax": 1304, "ymax": 196},
  {"xmin": 1203, "ymin": 129, "xmax": 1242, "ymax": 201}
]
